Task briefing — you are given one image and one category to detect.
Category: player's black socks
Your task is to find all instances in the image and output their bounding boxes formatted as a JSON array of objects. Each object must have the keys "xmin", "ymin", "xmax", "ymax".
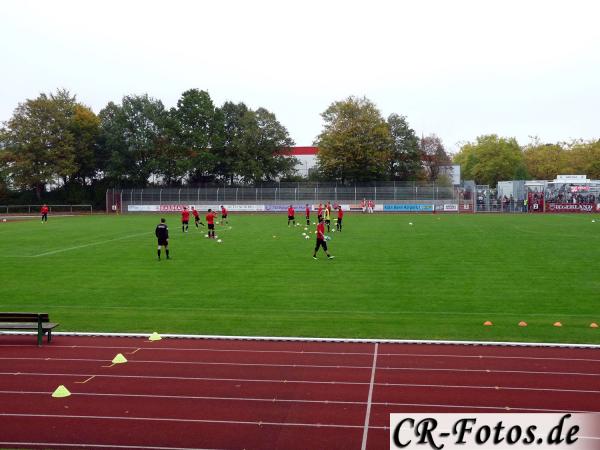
[
  {"xmin": 166, "ymin": 249, "xmax": 170, "ymax": 259},
  {"xmin": 157, "ymin": 249, "xmax": 161, "ymax": 260}
]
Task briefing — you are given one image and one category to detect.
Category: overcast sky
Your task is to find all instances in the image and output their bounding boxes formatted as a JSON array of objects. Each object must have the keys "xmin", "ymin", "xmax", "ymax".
[{"xmin": 1, "ymin": 0, "xmax": 599, "ymax": 152}]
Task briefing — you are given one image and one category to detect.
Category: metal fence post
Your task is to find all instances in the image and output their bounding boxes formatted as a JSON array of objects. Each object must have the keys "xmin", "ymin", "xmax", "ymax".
[
  {"xmin": 178, "ymin": 188, "xmax": 181, "ymax": 204},
  {"xmin": 216, "ymin": 188, "xmax": 219, "ymax": 202},
  {"xmin": 354, "ymin": 185, "xmax": 357, "ymax": 202},
  {"xmin": 236, "ymin": 188, "xmax": 238, "ymax": 203},
  {"xmin": 159, "ymin": 189, "xmax": 162, "ymax": 205}
]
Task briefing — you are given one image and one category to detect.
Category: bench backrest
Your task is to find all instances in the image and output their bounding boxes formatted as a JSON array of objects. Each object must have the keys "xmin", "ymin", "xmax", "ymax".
[{"xmin": 0, "ymin": 312, "xmax": 50, "ymax": 322}]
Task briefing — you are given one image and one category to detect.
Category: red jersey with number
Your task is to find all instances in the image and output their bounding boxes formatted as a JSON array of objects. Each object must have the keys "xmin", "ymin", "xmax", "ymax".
[
  {"xmin": 192, "ymin": 209, "xmax": 199, "ymax": 218},
  {"xmin": 288, "ymin": 207, "xmax": 294, "ymax": 216},
  {"xmin": 317, "ymin": 222, "xmax": 325, "ymax": 240},
  {"xmin": 181, "ymin": 210, "xmax": 190, "ymax": 222},
  {"xmin": 41, "ymin": 206, "xmax": 49, "ymax": 214},
  {"xmin": 338, "ymin": 208, "xmax": 344, "ymax": 219},
  {"xmin": 305, "ymin": 206, "xmax": 310, "ymax": 217},
  {"xmin": 206, "ymin": 212, "xmax": 216, "ymax": 224}
]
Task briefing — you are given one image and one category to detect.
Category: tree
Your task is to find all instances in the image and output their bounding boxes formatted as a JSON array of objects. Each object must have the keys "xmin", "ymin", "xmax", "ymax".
[
  {"xmin": 419, "ymin": 134, "xmax": 451, "ymax": 182},
  {"xmin": 387, "ymin": 114, "xmax": 421, "ymax": 180},
  {"xmin": 453, "ymin": 134, "xmax": 525, "ymax": 186},
  {"xmin": 522, "ymin": 138, "xmax": 567, "ymax": 180},
  {"xmin": 316, "ymin": 96, "xmax": 392, "ymax": 182},
  {"xmin": 99, "ymin": 94, "xmax": 169, "ymax": 185},
  {"xmin": 566, "ymin": 140, "xmax": 600, "ymax": 179},
  {"xmin": 0, "ymin": 89, "xmax": 80, "ymax": 199},
  {"xmin": 212, "ymin": 102, "xmax": 249, "ymax": 184}
]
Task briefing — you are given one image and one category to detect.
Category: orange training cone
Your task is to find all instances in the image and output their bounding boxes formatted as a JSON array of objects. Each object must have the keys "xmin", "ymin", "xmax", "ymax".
[
  {"xmin": 483, "ymin": 321, "xmax": 493, "ymax": 326},
  {"xmin": 590, "ymin": 323, "xmax": 598, "ymax": 329},
  {"xmin": 518, "ymin": 321, "xmax": 528, "ymax": 327},
  {"xmin": 553, "ymin": 322, "xmax": 562, "ymax": 327}
]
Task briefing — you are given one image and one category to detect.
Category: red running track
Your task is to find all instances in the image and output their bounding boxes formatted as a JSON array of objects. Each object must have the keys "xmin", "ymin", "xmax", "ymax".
[{"xmin": 0, "ymin": 335, "xmax": 599, "ymax": 449}]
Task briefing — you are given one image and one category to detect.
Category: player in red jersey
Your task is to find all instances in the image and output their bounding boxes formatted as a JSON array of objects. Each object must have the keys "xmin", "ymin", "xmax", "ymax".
[
  {"xmin": 40, "ymin": 204, "xmax": 49, "ymax": 223},
  {"xmin": 313, "ymin": 217, "xmax": 334, "ymax": 260},
  {"xmin": 336, "ymin": 205, "xmax": 344, "ymax": 232},
  {"xmin": 181, "ymin": 207, "xmax": 190, "ymax": 232},
  {"xmin": 305, "ymin": 204, "xmax": 311, "ymax": 226},
  {"xmin": 287, "ymin": 205, "xmax": 295, "ymax": 226},
  {"xmin": 206, "ymin": 208, "xmax": 217, "ymax": 238},
  {"xmin": 220, "ymin": 205, "xmax": 228, "ymax": 224},
  {"xmin": 191, "ymin": 207, "xmax": 204, "ymax": 229},
  {"xmin": 317, "ymin": 203, "xmax": 323, "ymax": 222}
]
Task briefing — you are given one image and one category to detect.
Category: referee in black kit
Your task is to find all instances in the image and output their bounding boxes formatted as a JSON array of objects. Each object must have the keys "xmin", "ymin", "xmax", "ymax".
[{"xmin": 155, "ymin": 218, "xmax": 170, "ymax": 260}]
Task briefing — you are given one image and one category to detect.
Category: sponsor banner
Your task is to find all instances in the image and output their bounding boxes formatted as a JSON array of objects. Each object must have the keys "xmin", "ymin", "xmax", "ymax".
[
  {"xmin": 349, "ymin": 204, "xmax": 364, "ymax": 212},
  {"xmin": 390, "ymin": 413, "xmax": 598, "ymax": 449},
  {"xmin": 128, "ymin": 205, "xmax": 159, "ymax": 212},
  {"xmin": 264, "ymin": 204, "xmax": 308, "ymax": 212},
  {"xmin": 128, "ymin": 204, "xmax": 265, "ymax": 212},
  {"xmin": 383, "ymin": 204, "xmax": 434, "ymax": 212},
  {"xmin": 442, "ymin": 204, "xmax": 459, "ymax": 212},
  {"xmin": 546, "ymin": 203, "xmax": 597, "ymax": 213}
]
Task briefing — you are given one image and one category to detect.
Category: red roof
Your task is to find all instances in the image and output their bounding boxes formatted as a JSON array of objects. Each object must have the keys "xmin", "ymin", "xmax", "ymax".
[{"xmin": 287, "ymin": 146, "xmax": 319, "ymax": 156}]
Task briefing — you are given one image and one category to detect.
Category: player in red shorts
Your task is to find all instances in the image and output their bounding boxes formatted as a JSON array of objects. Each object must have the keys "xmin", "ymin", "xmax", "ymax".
[
  {"xmin": 287, "ymin": 205, "xmax": 295, "ymax": 226},
  {"xmin": 206, "ymin": 208, "xmax": 216, "ymax": 239},
  {"xmin": 191, "ymin": 207, "xmax": 204, "ymax": 229},
  {"xmin": 40, "ymin": 204, "xmax": 49, "ymax": 223},
  {"xmin": 313, "ymin": 217, "xmax": 334, "ymax": 260},
  {"xmin": 336, "ymin": 205, "xmax": 344, "ymax": 232},
  {"xmin": 181, "ymin": 207, "xmax": 190, "ymax": 233},
  {"xmin": 305, "ymin": 204, "xmax": 311, "ymax": 226},
  {"xmin": 220, "ymin": 205, "xmax": 228, "ymax": 224}
]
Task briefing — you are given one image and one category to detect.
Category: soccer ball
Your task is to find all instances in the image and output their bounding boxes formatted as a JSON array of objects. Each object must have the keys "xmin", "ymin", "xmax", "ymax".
[
  {"xmin": 305, "ymin": 235, "xmax": 310, "ymax": 239},
  {"xmin": 593, "ymin": 220, "xmax": 596, "ymax": 223},
  {"xmin": 204, "ymin": 234, "xmax": 209, "ymax": 238},
  {"xmin": 324, "ymin": 235, "xmax": 331, "ymax": 241},
  {"xmin": 304, "ymin": 227, "xmax": 308, "ymax": 231},
  {"xmin": 409, "ymin": 222, "xmax": 413, "ymax": 226},
  {"xmin": 302, "ymin": 233, "xmax": 306, "ymax": 236},
  {"xmin": 217, "ymin": 239, "xmax": 222, "ymax": 243}
]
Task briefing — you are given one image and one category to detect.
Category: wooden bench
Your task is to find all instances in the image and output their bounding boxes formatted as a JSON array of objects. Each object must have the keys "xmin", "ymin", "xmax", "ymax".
[{"xmin": 0, "ymin": 312, "xmax": 59, "ymax": 346}]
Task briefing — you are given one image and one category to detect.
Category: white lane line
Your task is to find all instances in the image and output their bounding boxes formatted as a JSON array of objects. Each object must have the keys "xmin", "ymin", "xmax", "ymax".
[
  {"xmin": 376, "ymin": 383, "xmax": 600, "ymax": 394},
  {"xmin": 1, "ymin": 343, "xmax": 597, "ymax": 362},
  {"xmin": 0, "ymin": 443, "xmax": 224, "ymax": 450},
  {"xmin": 0, "ymin": 371, "xmax": 369, "ymax": 386},
  {"xmin": 361, "ymin": 343, "xmax": 378, "ymax": 450},
  {"xmin": 1, "ymin": 391, "xmax": 597, "ymax": 415},
  {"xmin": 29, "ymin": 232, "xmax": 150, "ymax": 257},
  {"xmin": 0, "ymin": 357, "xmax": 372, "ymax": 370},
  {"xmin": 0, "ymin": 413, "xmax": 374, "ymax": 429},
  {"xmin": 0, "ymin": 390, "xmax": 365, "ymax": 406},
  {"xmin": 376, "ymin": 366, "xmax": 600, "ymax": 376}
]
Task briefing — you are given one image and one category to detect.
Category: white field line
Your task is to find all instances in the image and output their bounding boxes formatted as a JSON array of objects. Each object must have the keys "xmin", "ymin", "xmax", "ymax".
[
  {"xmin": 1, "ymin": 343, "xmax": 598, "ymax": 363},
  {"xmin": 2, "ymin": 331, "xmax": 599, "ymax": 349},
  {"xmin": 28, "ymin": 232, "xmax": 151, "ymax": 257},
  {"xmin": 361, "ymin": 343, "xmax": 378, "ymax": 450},
  {"xmin": 0, "ymin": 413, "xmax": 372, "ymax": 430}
]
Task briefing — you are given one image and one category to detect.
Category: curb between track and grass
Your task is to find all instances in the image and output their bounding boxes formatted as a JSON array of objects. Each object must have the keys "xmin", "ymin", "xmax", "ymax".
[{"xmin": 1, "ymin": 331, "xmax": 599, "ymax": 349}]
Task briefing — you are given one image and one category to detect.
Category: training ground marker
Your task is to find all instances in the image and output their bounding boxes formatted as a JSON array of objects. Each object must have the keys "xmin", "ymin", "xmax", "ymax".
[{"xmin": 51, "ymin": 385, "xmax": 71, "ymax": 398}]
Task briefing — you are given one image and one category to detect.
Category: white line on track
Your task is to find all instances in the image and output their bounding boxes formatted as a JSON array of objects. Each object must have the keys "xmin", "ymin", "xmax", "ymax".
[
  {"xmin": 0, "ymin": 413, "xmax": 375, "ymax": 429},
  {"xmin": 361, "ymin": 343, "xmax": 378, "ymax": 450},
  {"xmin": 28, "ymin": 232, "xmax": 151, "ymax": 257},
  {"xmin": 1, "ymin": 343, "xmax": 598, "ymax": 362}
]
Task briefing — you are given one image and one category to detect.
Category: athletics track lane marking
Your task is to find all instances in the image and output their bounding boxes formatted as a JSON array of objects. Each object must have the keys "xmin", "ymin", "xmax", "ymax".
[
  {"xmin": 361, "ymin": 343, "xmax": 378, "ymax": 450},
  {"xmin": 0, "ymin": 443, "xmax": 223, "ymax": 450}
]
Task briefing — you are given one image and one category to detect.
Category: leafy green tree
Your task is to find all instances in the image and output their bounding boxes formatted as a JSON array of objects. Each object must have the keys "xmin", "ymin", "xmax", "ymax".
[
  {"xmin": 69, "ymin": 104, "xmax": 103, "ymax": 185},
  {"xmin": 212, "ymin": 102, "xmax": 249, "ymax": 184},
  {"xmin": 522, "ymin": 138, "xmax": 567, "ymax": 180},
  {"xmin": 99, "ymin": 94, "xmax": 169, "ymax": 185},
  {"xmin": 316, "ymin": 96, "xmax": 392, "ymax": 182},
  {"xmin": 566, "ymin": 140, "xmax": 600, "ymax": 179},
  {"xmin": 453, "ymin": 134, "xmax": 526, "ymax": 186},
  {"xmin": 419, "ymin": 134, "xmax": 451, "ymax": 182},
  {"xmin": 387, "ymin": 113, "xmax": 421, "ymax": 180},
  {"xmin": 0, "ymin": 89, "xmax": 80, "ymax": 199}
]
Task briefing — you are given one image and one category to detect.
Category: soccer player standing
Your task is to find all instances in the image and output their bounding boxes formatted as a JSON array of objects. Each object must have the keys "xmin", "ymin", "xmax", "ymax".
[
  {"xmin": 313, "ymin": 217, "xmax": 334, "ymax": 260},
  {"xmin": 317, "ymin": 203, "xmax": 323, "ymax": 222},
  {"xmin": 181, "ymin": 207, "xmax": 190, "ymax": 233},
  {"xmin": 155, "ymin": 218, "xmax": 170, "ymax": 260},
  {"xmin": 40, "ymin": 204, "xmax": 49, "ymax": 223},
  {"xmin": 287, "ymin": 205, "xmax": 295, "ymax": 226},
  {"xmin": 191, "ymin": 207, "xmax": 204, "ymax": 228},
  {"xmin": 220, "ymin": 205, "xmax": 228, "ymax": 224},
  {"xmin": 336, "ymin": 205, "xmax": 344, "ymax": 232},
  {"xmin": 324, "ymin": 204, "xmax": 331, "ymax": 232},
  {"xmin": 206, "ymin": 208, "xmax": 216, "ymax": 239},
  {"xmin": 305, "ymin": 204, "xmax": 311, "ymax": 226}
]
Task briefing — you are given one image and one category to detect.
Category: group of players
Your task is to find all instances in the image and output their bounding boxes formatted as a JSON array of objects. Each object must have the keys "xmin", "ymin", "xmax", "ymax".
[
  {"xmin": 155, "ymin": 203, "xmax": 341, "ymax": 261},
  {"xmin": 287, "ymin": 202, "xmax": 341, "ymax": 260}
]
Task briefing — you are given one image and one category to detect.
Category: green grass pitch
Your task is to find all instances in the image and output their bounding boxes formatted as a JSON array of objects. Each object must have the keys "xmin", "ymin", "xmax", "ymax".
[{"xmin": 0, "ymin": 213, "xmax": 598, "ymax": 344}]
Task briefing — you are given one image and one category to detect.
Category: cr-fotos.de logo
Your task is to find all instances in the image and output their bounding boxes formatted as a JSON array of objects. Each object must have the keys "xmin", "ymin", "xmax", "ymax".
[{"xmin": 390, "ymin": 413, "xmax": 600, "ymax": 449}]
